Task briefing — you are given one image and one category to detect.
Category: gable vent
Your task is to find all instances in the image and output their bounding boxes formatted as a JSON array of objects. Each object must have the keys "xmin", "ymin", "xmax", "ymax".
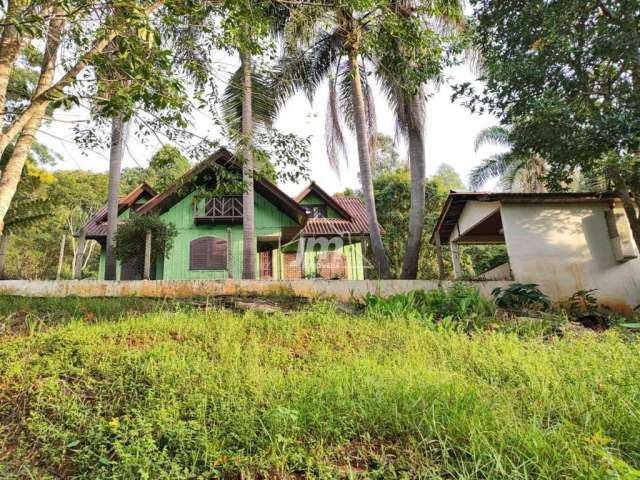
[{"xmin": 190, "ymin": 236, "xmax": 228, "ymax": 270}]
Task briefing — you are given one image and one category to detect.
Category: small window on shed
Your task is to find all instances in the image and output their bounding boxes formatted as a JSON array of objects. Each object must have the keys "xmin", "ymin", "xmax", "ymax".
[{"xmin": 190, "ymin": 236, "xmax": 227, "ymax": 270}]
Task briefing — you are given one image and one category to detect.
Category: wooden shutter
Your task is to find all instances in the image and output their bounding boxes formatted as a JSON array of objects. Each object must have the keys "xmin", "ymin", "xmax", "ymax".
[{"xmin": 190, "ymin": 237, "xmax": 228, "ymax": 270}]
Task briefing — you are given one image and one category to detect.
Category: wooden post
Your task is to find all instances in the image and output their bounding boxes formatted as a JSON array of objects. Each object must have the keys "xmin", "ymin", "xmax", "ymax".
[
  {"xmin": 56, "ymin": 234, "xmax": 66, "ymax": 280},
  {"xmin": 298, "ymin": 235, "xmax": 305, "ymax": 278},
  {"xmin": 226, "ymin": 228, "xmax": 233, "ymax": 279},
  {"xmin": 450, "ymin": 241, "xmax": 461, "ymax": 280},
  {"xmin": 73, "ymin": 229, "xmax": 86, "ymax": 280},
  {"xmin": 435, "ymin": 231, "xmax": 445, "ymax": 280},
  {"xmin": 143, "ymin": 230, "xmax": 152, "ymax": 280},
  {"xmin": 277, "ymin": 235, "xmax": 281, "ymax": 280}
]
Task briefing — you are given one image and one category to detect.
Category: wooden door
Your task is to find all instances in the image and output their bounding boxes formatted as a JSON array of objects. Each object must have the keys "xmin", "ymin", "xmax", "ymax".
[{"xmin": 259, "ymin": 251, "xmax": 273, "ymax": 279}]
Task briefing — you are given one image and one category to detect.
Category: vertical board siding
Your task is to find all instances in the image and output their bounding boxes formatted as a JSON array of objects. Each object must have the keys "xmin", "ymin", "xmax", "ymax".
[
  {"xmin": 298, "ymin": 192, "xmax": 341, "ymax": 218},
  {"xmin": 159, "ymin": 192, "xmax": 298, "ymax": 280},
  {"xmin": 97, "ymin": 188, "xmax": 365, "ymax": 280}
]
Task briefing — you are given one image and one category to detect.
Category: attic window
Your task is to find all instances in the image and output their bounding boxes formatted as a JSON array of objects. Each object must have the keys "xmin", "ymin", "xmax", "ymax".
[
  {"xmin": 304, "ymin": 205, "xmax": 327, "ymax": 218},
  {"xmin": 190, "ymin": 236, "xmax": 227, "ymax": 270}
]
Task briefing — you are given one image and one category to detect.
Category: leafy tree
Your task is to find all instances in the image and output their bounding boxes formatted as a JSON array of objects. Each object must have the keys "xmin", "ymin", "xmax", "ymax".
[
  {"xmin": 4, "ymin": 170, "xmax": 108, "ymax": 279},
  {"xmin": 121, "ymin": 145, "xmax": 190, "ymax": 193},
  {"xmin": 372, "ymin": 133, "xmax": 404, "ymax": 177},
  {"xmin": 470, "ymin": 126, "xmax": 547, "ymax": 192},
  {"xmin": 113, "ymin": 214, "xmax": 177, "ymax": 278},
  {"xmin": 459, "ymin": 0, "xmax": 640, "ymax": 247},
  {"xmin": 432, "ymin": 164, "xmax": 466, "ymax": 191},
  {"xmin": 373, "ymin": 167, "xmax": 448, "ymax": 278},
  {"xmin": 0, "ymin": 0, "xmax": 170, "ymax": 235}
]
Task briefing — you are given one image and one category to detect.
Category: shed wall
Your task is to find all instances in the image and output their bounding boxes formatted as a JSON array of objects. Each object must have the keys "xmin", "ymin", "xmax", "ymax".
[{"xmin": 501, "ymin": 202, "xmax": 640, "ymax": 311}]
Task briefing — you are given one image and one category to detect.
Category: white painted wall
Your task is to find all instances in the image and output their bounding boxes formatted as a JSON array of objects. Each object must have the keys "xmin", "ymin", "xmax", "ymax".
[{"xmin": 501, "ymin": 202, "xmax": 640, "ymax": 311}]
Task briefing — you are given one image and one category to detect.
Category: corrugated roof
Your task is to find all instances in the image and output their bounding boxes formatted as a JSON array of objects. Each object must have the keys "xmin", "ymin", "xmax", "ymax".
[
  {"xmin": 430, "ymin": 191, "xmax": 622, "ymax": 245},
  {"xmin": 301, "ymin": 196, "xmax": 377, "ymax": 236}
]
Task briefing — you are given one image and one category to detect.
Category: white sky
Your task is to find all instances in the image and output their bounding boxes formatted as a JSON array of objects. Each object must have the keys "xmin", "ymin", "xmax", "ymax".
[{"xmin": 37, "ymin": 62, "xmax": 503, "ymax": 197}]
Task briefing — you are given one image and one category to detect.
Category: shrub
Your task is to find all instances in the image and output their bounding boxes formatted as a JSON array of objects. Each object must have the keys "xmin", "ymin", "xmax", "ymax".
[
  {"xmin": 364, "ymin": 283, "xmax": 496, "ymax": 331},
  {"xmin": 113, "ymin": 214, "xmax": 177, "ymax": 276},
  {"xmin": 492, "ymin": 283, "xmax": 551, "ymax": 310}
]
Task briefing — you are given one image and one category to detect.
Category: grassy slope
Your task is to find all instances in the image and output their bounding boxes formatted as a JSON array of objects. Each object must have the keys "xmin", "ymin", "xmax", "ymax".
[{"xmin": 1, "ymin": 302, "xmax": 639, "ymax": 479}]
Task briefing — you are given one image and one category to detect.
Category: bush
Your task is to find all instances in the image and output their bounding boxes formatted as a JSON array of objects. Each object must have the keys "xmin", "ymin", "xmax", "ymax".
[
  {"xmin": 364, "ymin": 283, "xmax": 496, "ymax": 331},
  {"xmin": 492, "ymin": 283, "xmax": 551, "ymax": 310},
  {"xmin": 114, "ymin": 214, "xmax": 177, "ymax": 276}
]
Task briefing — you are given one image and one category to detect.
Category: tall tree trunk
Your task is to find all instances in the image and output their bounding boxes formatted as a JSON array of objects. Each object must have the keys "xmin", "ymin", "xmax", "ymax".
[
  {"xmin": 240, "ymin": 49, "xmax": 256, "ymax": 279},
  {"xmin": 104, "ymin": 114, "xmax": 126, "ymax": 280},
  {"xmin": 348, "ymin": 49, "xmax": 391, "ymax": 278},
  {"xmin": 0, "ymin": 12, "xmax": 66, "ymax": 235},
  {"xmin": 611, "ymin": 175, "xmax": 640, "ymax": 251},
  {"xmin": 0, "ymin": 0, "xmax": 29, "ymax": 119},
  {"xmin": 401, "ymin": 96, "xmax": 426, "ymax": 279},
  {"xmin": 0, "ymin": 1, "xmax": 164, "ymax": 164},
  {"xmin": 0, "ymin": 233, "xmax": 9, "ymax": 279}
]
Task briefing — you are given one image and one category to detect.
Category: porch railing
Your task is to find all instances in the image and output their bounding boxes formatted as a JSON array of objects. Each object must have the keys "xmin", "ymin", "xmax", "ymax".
[{"xmin": 194, "ymin": 196, "xmax": 243, "ymax": 223}]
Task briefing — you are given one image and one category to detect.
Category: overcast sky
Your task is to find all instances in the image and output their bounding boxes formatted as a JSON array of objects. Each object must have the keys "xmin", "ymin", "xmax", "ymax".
[{"xmin": 37, "ymin": 62, "xmax": 504, "ymax": 197}]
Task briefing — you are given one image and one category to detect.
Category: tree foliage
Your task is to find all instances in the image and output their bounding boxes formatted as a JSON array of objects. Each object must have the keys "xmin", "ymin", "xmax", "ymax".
[
  {"xmin": 458, "ymin": 0, "xmax": 640, "ymax": 244},
  {"xmin": 113, "ymin": 214, "xmax": 177, "ymax": 277},
  {"xmin": 121, "ymin": 144, "xmax": 190, "ymax": 193}
]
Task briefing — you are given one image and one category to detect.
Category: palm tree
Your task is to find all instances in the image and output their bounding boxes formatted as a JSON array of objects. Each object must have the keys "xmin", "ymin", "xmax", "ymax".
[
  {"xmin": 470, "ymin": 126, "xmax": 547, "ymax": 193},
  {"xmin": 377, "ymin": 0, "xmax": 464, "ymax": 279},
  {"xmin": 275, "ymin": 6, "xmax": 392, "ymax": 277}
]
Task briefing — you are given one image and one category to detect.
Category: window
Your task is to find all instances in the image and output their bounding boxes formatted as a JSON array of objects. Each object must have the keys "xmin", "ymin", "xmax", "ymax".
[
  {"xmin": 304, "ymin": 204, "xmax": 327, "ymax": 218},
  {"xmin": 190, "ymin": 236, "xmax": 227, "ymax": 270}
]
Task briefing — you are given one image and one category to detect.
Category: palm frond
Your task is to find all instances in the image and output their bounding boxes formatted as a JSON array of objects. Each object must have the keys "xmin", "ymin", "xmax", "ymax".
[
  {"xmin": 473, "ymin": 125, "xmax": 512, "ymax": 152},
  {"xmin": 325, "ymin": 76, "xmax": 347, "ymax": 174},
  {"xmin": 272, "ymin": 30, "xmax": 343, "ymax": 106},
  {"xmin": 468, "ymin": 152, "xmax": 515, "ymax": 190},
  {"xmin": 221, "ymin": 65, "xmax": 279, "ymax": 137}
]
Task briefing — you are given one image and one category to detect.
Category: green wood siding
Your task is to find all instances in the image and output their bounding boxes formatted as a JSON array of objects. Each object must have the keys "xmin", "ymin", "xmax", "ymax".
[
  {"xmin": 97, "ymin": 188, "xmax": 365, "ymax": 281},
  {"xmin": 159, "ymin": 191, "xmax": 299, "ymax": 280},
  {"xmin": 298, "ymin": 192, "xmax": 341, "ymax": 218}
]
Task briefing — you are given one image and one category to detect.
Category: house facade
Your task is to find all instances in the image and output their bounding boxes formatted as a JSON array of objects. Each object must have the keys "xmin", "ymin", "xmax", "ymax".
[
  {"xmin": 431, "ymin": 192, "xmax": 640, "ymax": 312},
  {"xmin": 85, "ymin": 148, "xmax": 369, "ymax": 281}
]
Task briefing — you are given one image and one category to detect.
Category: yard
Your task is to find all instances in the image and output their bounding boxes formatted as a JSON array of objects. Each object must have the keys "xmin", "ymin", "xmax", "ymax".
[{"xmin": 0, "ymin": 294, "xmax": 639, "ymax": 479}]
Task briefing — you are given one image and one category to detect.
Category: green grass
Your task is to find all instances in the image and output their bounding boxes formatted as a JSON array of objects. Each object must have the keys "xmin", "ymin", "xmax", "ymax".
[{"xmin": 1, "ymin": 300, "xmax": 639, "ymax": 479}]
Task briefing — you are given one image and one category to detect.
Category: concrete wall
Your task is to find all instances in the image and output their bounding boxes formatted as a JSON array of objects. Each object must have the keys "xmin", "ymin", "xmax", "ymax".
[
  {"xmin": 501, "ymin": 202, "xmax": 640, "ymax": 312},
  {"xmin": 0, "ymin": 279, "xmax": 509, "ymax": 303}
]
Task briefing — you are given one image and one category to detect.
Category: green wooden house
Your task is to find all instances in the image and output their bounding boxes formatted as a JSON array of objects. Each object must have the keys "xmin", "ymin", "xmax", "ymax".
[{"xmin": 85, "ymin": 148, "xmax": 372, "ymax": 280}]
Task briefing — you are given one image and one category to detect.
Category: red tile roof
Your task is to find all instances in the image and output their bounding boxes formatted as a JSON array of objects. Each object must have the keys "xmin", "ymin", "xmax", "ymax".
[{"xmin": 301, "ymin": 196, "xmax": 378, "ymax": 236}]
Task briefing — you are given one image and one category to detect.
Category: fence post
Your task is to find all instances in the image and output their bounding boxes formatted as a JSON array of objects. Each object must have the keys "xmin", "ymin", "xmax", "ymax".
[
  {"xmin": 226, "ymin": 227, "xmax": 233, "ymax": 279},
  {"xmin": 450, "ymin": 241, "xmax": 461, "ymax": 279},
  {"xmin": 73, "ymin": 229, "xmax": 86, "ymax": 280},
  {"xmin": 143, "ymin": 230, "xmax": 152, "ymax": 280},
  {"xmin": 56, "ymin": 234, "xmax": 66, "ymax": 280},
  {"xmin": 435, "ymin": 231, "xmax": 445, "ymax": 280}
]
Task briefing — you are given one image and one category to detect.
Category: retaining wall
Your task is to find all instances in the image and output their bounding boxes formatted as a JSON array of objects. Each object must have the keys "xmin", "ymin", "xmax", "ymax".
[{"xmin": 0, "ymin": 280, "xmax": 511, "ymax": 303}]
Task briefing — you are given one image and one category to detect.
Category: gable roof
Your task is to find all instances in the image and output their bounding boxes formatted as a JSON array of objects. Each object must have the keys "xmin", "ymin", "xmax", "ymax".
[
  {"xmin": 430, "ymin": 191, "xmax": 622, "ymax": 245},
  {"xmin": 294, "ymin": 181, "xmax": 352, "ymax": 220},
  {"xmin": 85, "ymin": 149, "xmax": 309, "ymax": 240},
  {"xmin": 84, "ymin": 183, "xmax": 157, "ymax": 240},
  {"xmin": 301, "ymin": 195, "xmax": 380, "ymax": 236},
  {"xmin": 136, "ymin": 148, "xmax": 307, "ymax": 225}
]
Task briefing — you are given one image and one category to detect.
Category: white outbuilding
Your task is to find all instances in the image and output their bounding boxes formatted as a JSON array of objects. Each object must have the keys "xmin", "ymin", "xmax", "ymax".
[{"xmin": 431, "ymin": 192, "xmax": 640, "ymax": 313}]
